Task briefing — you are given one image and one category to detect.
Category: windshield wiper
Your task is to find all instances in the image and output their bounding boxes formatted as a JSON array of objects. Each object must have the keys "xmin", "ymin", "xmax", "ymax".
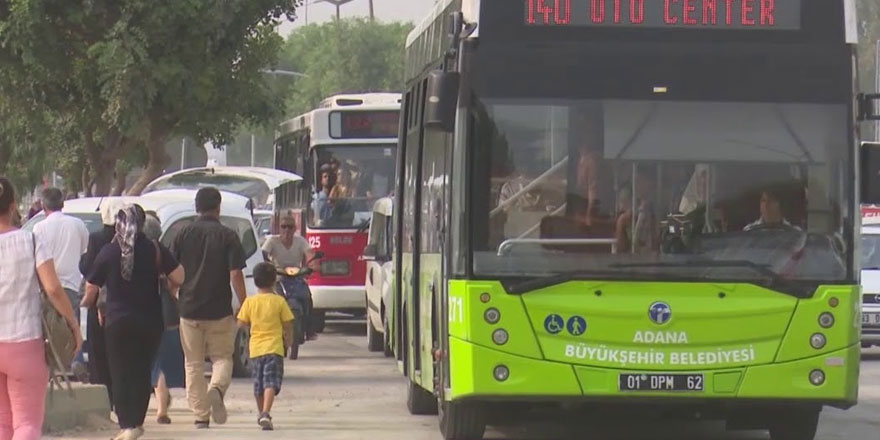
[
  {"xmin": 609, "ymin": 260, "xmax": 785, "ymax": 285},
  {"xmin": 356, "ymin": 218, "xmax": 371, "ymax": 233},
  {"xmin": 504, "ymin": 270, "xmax": 685, "ymax": 295}
]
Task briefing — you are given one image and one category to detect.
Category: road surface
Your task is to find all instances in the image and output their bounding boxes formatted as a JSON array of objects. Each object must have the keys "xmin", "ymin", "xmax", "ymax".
[{"xmin": 53, "ymin": 322, "xmax": 880, "ymax": 440}]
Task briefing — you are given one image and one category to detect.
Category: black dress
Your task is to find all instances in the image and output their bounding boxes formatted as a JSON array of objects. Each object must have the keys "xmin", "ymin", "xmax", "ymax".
[{"xmin": 79, "ymin": 225, "xmax": 115, "ymax": 404}]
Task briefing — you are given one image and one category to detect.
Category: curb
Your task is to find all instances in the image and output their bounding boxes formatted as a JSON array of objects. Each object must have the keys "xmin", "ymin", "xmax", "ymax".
[{"xmin": 43, "ymin": 383, "xmax": 112, "ymax": 434}]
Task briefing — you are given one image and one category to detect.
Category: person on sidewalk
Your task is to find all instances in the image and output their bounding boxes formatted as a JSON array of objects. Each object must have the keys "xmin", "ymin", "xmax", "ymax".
[
  {"xmin": 0, "ymin": 177, "xmax": 82, "ymax": 440},
  {"xmin": 79, "ymin": 199, "xmax": 124, "ymax": 413},
  {"xmin": 237, "ymin": 263, "xmax": 293, "ymax": 431},
  {"xmin": 143, "ymin": 213, "xmax": 185, "ymax": 425},
  {"xmin": 171, "ymin": 187, "xmax": 248, "ymax": 429},
  {"xmin": 32, "ymin": 187, "xmax": 90, "ymax": 379},
  {"xmin": 83, "ymin": 204, "xmax": 185, "ymax": 440}
]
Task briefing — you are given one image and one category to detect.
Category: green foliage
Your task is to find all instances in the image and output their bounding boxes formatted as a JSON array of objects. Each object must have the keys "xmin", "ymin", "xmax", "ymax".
[
  {"xmin": 280, "ymin": 18, "xmax": 412, "ymax": 116},
  {"xmin": 0, "ymin": 0, "xmax": 301, "ymax": 195}
]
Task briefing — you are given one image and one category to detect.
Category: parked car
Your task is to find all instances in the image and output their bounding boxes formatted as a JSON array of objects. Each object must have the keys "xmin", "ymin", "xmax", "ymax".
[
  {"xmin": 363, "ymin": 197, "xmax": 393, "ymax": 356},
  {"xmin": 24, "ymin": 189, "xmax": 263, "ymax": 376},
  {"xmin": 862, "ymin": 218, "xmax": 880, "ymax": 347}
]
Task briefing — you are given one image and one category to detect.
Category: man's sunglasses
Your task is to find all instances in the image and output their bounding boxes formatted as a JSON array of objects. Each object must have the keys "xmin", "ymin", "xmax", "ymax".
[{"xmin": 280, "ymin": 224, "xmax": 295, "ymax": 230}]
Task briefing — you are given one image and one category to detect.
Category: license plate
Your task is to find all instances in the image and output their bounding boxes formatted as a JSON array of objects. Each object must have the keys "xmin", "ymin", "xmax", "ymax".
[
  {"xmin": 619, "ymin": 373, "xmax": 704, "ymax": 392},
  {"xmin": 862, "ymin": 312, "xmax": 880, "ymax": 326},
  {"xmin": 320, "ymin": 260, "xmax": 350, "ymax": 276}
]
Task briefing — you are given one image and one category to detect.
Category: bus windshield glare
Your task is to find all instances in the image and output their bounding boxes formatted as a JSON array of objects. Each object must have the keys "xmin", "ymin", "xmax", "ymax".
[
  {"xmin": 472, "ymin": 96, "xmax": 851, "ymax": 287},
  {"xmin": 310, "ymin": 144, "xmax": 397, "ymax": 229}
]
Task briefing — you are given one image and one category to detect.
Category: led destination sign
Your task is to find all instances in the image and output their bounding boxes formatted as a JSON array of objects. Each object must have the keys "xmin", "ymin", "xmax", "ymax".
[
  {"xmin": 525, "ymin": 0, "xmax": 802, "ymax": 30},
  {"xmin": 330, "ymin": 111, "xmax": 400, "ymax": 139}
]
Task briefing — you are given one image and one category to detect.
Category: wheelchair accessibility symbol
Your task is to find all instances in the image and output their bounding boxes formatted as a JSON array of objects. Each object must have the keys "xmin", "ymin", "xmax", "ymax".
[
  {"xmin": 567, "ymin": 316, "xmax": 587, "ymax": 336},
  {"xmin": 544, "ymin": 314, "xmax": 564, "ymax": 334}
]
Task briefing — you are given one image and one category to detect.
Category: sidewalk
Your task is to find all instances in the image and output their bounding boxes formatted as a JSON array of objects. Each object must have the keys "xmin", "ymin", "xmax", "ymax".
[{"xmin": 49, "ymin": 324, "xmax": 440, "ymax": 440}]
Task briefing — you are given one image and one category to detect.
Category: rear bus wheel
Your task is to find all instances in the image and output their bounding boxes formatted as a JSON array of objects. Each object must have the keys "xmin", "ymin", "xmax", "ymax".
[
  {"xmin": 768, "ymin": 408, "xmax": 820, "ymax": 440},
  {"xmin": 439, "ymin": 400, "xmax": 486, "ymax": 440}
]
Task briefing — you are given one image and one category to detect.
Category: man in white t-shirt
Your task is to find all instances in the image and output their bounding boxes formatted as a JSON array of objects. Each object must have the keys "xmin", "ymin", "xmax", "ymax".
[
  {"xmin": 33, "ymin": 187, "xmax": 89, "ymax": 376},
  {"xmin": 262, "ymin": 216, "xmax": 316, "ymax": 340}
]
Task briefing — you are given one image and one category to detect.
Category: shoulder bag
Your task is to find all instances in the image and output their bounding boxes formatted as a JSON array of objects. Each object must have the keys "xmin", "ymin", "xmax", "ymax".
[{"xmin": 31, "ymin": 233, "xmax": 77, "ymax": 392}]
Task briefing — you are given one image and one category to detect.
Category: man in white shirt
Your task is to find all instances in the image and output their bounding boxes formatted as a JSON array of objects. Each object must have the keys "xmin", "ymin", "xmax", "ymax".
[{"xmin": 33, "ymin": 187, "xmax": 89, "ymax": 376}]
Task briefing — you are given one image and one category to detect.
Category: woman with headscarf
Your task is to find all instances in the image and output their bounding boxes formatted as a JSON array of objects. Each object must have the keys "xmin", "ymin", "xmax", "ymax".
[
  {"xmin": 143, "ymin": 213, "xmax": 185, "ymax": 425},
  {"xmin": 79, "ymin": 199, "xmax": 123, "ymax": 411},
  {"xmin": 82, "ymin": 204, "xmax": 185, "ymax": 440}
]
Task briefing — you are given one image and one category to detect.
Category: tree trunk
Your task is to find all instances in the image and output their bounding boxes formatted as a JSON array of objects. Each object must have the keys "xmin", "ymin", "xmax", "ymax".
[
  {"xmin": 81, "ymin": 167, "xmax": 92, "ymax": 197},
  {"xmin": 126, "ymin": 130, "xmax": 170, "ymax": 196},
  {"xmin": 110, "ymin": 169, "xmax": 127, "ymax": 196}
]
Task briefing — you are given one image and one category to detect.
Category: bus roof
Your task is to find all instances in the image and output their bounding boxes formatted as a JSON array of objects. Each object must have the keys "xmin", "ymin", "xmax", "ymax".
[
  {"xmin": 277, "ymin": 92, "xmax": 401, "ymax": 141},
  {"xmin": 318, "ymin": 93, "xmax": 401, "ymax": 109},
  {"xmin": 407, "ymin": 0, "xmax": 481, "ymax": 48}
]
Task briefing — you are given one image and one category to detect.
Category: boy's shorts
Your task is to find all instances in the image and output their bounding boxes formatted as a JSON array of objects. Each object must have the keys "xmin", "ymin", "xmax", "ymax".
[{"xmin": 252, "ymin": 354, "xmax": 284, "ymax": 396}]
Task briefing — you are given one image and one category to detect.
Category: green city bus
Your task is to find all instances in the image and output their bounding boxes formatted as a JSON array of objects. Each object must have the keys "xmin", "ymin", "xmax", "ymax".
[{"xmin": 392, "ymin": 1, "xmax": 880, "ymax": 439}]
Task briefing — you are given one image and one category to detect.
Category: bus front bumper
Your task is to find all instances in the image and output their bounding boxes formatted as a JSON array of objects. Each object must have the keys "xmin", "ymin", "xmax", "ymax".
[
  {"xmin": 311, "ymin": 285, "xmax": 366, "ymax": 311},
  {"xmin": 447, "ymin": 338, "xmax": 860, "ymax": 408}
]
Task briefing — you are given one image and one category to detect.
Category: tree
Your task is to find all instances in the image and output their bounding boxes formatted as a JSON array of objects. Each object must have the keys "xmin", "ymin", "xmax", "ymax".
[
  {"xmin": 280, "ymin": 18, "xmax": 412, "ymax": 116},
  {"xmin": 0, "ymin": 0, "xmax": 301, "ymax": 195}
]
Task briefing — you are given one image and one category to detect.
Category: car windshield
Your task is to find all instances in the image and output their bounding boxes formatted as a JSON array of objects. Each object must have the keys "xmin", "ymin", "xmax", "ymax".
[
  {"xmin": 23, "ymin": 212, "xmax": 104, "ymax": 234},
  {"xmin": 162, "ymin": 216, "xmax": 259, "ymax": 258},
  {"xmin": 863, "ymin": 233, "xmax": 880, "ymax": 270},
  {"xmin": 309, "ymin": 144, "xmax": 396, "ymax": 229},
  {"xmin": 471, "ymin": 98, "xmax": 852, "ymax": 287}
]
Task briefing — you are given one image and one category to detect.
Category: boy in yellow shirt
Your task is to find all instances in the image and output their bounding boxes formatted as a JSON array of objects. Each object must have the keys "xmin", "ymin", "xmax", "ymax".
[{"xmin": 237, "ymin": 263, "xmax": 294, "ymax": 431}]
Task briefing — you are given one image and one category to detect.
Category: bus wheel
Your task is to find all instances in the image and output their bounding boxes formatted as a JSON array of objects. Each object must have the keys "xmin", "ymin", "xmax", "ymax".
[
  {"xmin": 313, "ymin": 311, "xmax": 326, "ymax": 333},
  {"xmin": 231, "ymin": 328, "xmax": 250, "ymax": 378},
  {"xmin": 769, "ymin": 408, "xmax": 820, "ymax": 440},
  {"xmin": 406, "ymin": 380, "xmax": 437, "ymax": 415},
  {"xmin": 367, "ymin": 317, "xmax": 383, "ymax": 352},
  {"xmin": 439, "ymin": 400, "xmax": 486, "ymax": 440}
]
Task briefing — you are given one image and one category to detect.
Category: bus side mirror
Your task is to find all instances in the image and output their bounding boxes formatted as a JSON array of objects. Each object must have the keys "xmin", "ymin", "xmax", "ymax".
[
  {"xmin": 424, "ymin": 70, "xmax": 460, "ymax": 133},
  {"xmin": 862, "ymin": 142, "xmax": 880, "ymax": 204},
  {"xmin": 858, "ymin": 93, "xmax": 880, "ymax": 121}
]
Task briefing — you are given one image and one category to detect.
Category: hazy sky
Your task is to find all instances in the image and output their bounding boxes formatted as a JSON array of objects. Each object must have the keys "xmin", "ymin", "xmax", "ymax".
[{"xmin": 278, "ymin": 0, "xmax": 437, "ymax": 36}]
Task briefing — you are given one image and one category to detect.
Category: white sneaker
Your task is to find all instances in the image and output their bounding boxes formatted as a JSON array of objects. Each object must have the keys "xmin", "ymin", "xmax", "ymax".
[{"xmin": 124, "ymin": 427, "xmax": 144, "ymax": 440}]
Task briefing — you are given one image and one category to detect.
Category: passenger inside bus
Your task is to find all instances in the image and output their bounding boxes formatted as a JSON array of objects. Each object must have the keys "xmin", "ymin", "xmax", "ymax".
[{"xmin": 475, "ymin": 99, "xmax": 848, "ymax": 283}]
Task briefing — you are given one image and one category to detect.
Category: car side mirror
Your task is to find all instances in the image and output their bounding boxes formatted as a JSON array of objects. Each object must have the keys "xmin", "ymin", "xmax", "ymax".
[
  {"xmin": 862, "ymin": 142, "xmax": 880, "ymax": 204},
  {"xmin": 424, "ymin": 70, "xmax": 460, "ymax": 133},
  {"xmin": 363, "ymin": 244, "xmax": 378, "ymax": 261}
]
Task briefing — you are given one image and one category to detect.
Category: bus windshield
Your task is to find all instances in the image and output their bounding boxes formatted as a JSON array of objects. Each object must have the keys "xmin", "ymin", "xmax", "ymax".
[
  {"xmin": 310, "ymin": 144, "xmax": 397, "ymax": 229},
  {"xmin": 471, "ymin": 97, "xmax": 852, "ymax": 288}
]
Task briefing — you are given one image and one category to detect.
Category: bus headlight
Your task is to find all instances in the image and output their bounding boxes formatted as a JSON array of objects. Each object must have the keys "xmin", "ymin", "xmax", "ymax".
[
  {"xmin": 492, "ymin": 329, "xmax": 509, "ymax": 345},
  {"xmin": 484, "ymin": 308, "xmax": 501, "ymax": 324},
  {"xmin": 809, "ymin": 369, "xmax": 825, "ymax": 386},
  {"xmin": 818, "ymin": 312, "xmax": 835, "ymax": 328},
  {"xmin": 493, "ymin": 365, "xmax": 510, "ymax": 382},
  {"xmin": 810, "ymin": 333, "xmax": 826, "ymax": 349}
]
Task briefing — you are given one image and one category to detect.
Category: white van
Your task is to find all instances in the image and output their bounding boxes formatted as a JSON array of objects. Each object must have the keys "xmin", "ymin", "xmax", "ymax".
[
  {"xmin": 25, "ymin": 189, "xmax": 263, "ymax": 376},
  {"xmin": 363, "ymin": 197, "xmax": 394, "ymax": 355},
  {"xmin": 862, "ymin": 217, "xmax": 880, "ymax": 347}
]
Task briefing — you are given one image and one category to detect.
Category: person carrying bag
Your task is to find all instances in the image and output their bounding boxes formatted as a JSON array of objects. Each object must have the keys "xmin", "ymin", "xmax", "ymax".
[{"xmin": 0, "ymin": 177, "xmax": 82, "ymax": 440}]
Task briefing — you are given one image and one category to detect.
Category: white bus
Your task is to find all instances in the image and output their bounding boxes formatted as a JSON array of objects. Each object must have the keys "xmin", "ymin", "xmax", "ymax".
[{"xmin": 274, "ymin": 93, "xmax": 401, "ymax": 329}]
